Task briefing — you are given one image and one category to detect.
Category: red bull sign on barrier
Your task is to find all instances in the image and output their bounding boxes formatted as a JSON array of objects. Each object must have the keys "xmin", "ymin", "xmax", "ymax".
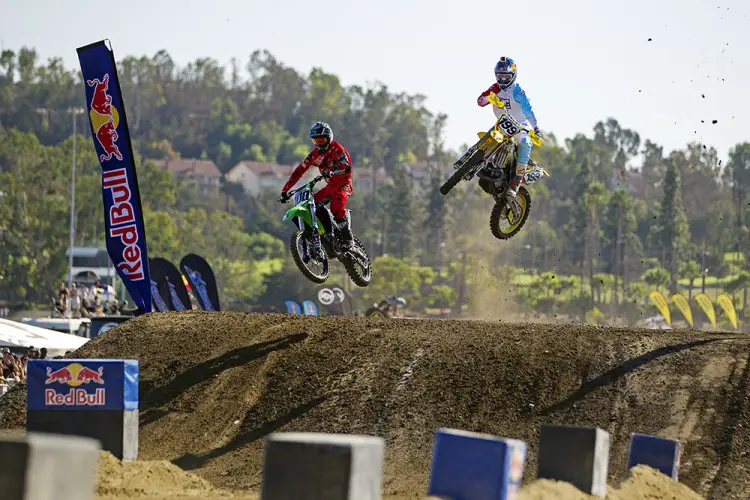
[
  {"xmin": 27, "ymin": 359, "xmax": 138, "ymax": 411},
  {"xmin": 77, "ymin": 40, "xmax": 151, "ymax": 314}
]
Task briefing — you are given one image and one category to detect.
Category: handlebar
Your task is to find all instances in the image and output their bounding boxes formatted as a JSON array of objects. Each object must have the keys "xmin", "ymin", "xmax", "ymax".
[
  {"xmin": 278, "ymin": 174, "xmax": 327, "ymax": 203},
  {"xmin": 487, "ymin": 92, "xmax": 545, "ymax": 147}
]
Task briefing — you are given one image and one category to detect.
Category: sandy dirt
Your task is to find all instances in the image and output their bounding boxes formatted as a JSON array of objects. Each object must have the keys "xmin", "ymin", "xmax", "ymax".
[{"xmin": 1, "ymin": 312, "xmax": 748, "ymax": 499}]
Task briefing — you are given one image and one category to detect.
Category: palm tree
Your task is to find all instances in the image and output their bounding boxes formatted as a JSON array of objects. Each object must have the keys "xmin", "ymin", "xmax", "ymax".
[
  {"xmin": 680, "ymin": 260, "xmax": 702, "ymax": 300},
  {"xmin": 643, "ymin": 266, "xmax": 671, "ymax": 294}
]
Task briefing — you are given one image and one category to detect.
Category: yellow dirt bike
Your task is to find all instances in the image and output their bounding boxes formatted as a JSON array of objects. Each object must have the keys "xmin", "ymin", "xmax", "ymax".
[{"xmin": 439, "ymin": 92, "xmax": 549, "ymax": 239}]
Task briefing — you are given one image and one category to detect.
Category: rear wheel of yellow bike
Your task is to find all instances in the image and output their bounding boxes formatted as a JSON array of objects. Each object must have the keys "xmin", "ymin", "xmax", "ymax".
[{"xmin": 490, "ymin": 187, "xmax": 531, "ymax": 240}]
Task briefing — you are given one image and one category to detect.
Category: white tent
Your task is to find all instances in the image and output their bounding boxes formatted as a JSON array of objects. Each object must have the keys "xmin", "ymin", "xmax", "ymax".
[{"xmin": 0, "ymin": 318, "xmax": 89, "ymax": 357}]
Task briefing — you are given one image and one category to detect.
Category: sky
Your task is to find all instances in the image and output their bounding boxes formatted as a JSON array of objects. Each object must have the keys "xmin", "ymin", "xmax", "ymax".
[{"xmin": 1, "ymin": 0, "xmax": 748, "ymax": 163}]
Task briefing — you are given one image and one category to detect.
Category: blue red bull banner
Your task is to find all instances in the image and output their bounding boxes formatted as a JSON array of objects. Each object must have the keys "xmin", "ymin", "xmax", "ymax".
[
  {"xmin": 77, "ymin": 40, "xmax": 151, "ymax": 314},
  {"xmin": 302, "ymin": 300, "xmax": 319, "ymax": 316},
  {"xmin": 27, "ymin": 359, "xmax": 138, "ymax": 411},
  {"xmin": 284, "ymin": 300, "xmax": 302, "ymax": 314}
]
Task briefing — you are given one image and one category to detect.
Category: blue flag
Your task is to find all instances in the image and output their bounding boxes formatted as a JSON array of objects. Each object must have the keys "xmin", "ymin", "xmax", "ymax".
[
  {"xmin": 302, "ymin": 300, "xmax": 319, "ymax": 316},
  {"xmin": 77, "ymin": 40, "xmax": 151, "ymax": 314},
  {"xmin": 284, "ymin": 300, "xmax": 302, "ymax": 314}
]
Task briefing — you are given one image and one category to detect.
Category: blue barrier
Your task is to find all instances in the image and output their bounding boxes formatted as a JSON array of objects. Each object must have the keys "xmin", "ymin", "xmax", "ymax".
[
  {"xmin": 627, "ymin": 433, "xmax": 681, "ymax": 480},
  {"xmin": 26, "ymin": 359, "xmax": 139, "ymax": 460},
  {"xmin": 427, "ymin": 428, "xmax": 526, "ymax": 500}
]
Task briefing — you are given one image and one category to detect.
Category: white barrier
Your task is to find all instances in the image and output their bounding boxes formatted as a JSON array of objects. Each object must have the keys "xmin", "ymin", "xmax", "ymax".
[{"xmin": 0, "ymin": 432, "xmax": 100, "ymax": 500}]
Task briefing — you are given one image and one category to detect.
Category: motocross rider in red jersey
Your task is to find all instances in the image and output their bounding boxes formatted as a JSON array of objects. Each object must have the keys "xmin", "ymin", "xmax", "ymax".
[{"xmin": 280, "ymin": 121, "xmax": 355, "ymax": 250}]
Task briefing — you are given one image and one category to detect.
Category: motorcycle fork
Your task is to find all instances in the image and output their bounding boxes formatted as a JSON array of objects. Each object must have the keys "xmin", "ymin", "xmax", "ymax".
[
  {"xmin": 309, "ymin": 203, "xmax": 323, "ymax": 257},
  {"xmin": 295, "ymin": 216, "xmax": 311, "ymax": 260}
]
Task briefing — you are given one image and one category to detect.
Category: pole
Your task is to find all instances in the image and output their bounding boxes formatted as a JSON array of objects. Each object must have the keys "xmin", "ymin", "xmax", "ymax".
[
  {"xmin": 69, "ymin": 111, "xmax": 77, "ymax": 289},
  {"xmin": 701, "ymin": 245, "xmax": 706, "ymax": 294}
]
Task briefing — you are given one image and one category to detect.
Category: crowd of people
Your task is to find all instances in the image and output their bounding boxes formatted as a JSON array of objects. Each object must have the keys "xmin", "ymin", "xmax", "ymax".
[
  {"xmin": 54, "ymin": 281, "xmax": 126, "ymax": 318},
  {"xmin": 0, "ymin": 345, "xmax": 52, "ymax": 389}
]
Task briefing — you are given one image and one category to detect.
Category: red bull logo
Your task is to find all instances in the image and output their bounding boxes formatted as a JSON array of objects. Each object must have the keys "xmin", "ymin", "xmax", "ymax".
[
  {"xmin": 44, "ymin": 363, "xmax": 106, "ymax": 406},
  {"xmin": 87, "ymin": 73, "xmax": 123, "ymax": 163}
]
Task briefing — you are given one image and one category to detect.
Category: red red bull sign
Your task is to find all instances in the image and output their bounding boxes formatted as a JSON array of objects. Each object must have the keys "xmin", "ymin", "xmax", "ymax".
[
  {"xmin": 77, "ymin": 40, "xmax": 151, "ymax": 314},
  {"xmin": 27, "ymin": 359, "xmax": 139, "ymax": 411}
]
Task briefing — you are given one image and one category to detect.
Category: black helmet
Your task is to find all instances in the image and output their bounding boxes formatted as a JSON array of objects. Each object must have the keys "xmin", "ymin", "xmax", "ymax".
[{"xmin": 309, "ymin": 121, "xmax": 333, "ymax": 152}]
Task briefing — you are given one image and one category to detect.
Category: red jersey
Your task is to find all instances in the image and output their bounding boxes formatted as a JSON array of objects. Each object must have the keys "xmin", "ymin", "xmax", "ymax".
[{"xmin": 282, "ymin": 140, "xmax": 353, "ymax": 193}]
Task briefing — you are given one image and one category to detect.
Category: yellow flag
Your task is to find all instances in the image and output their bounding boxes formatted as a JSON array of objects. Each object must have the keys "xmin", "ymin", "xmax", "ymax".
[
  {"xmin": 671, "ymin": 293, "xmax": 693, "ymax": 327},
  {"xmin": 693, "ymin": 293, "xmax": 716, "ymax": 329},
  {"xmin": 649, "ymin": 290, "xmax": 671, "ymax": 325},
  {"xmin": 716, "ymin": 294, "xmax": 738, "ymax": 330}
]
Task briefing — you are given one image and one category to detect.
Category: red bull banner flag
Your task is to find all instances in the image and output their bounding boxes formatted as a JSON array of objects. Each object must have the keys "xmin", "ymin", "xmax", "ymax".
[
  {"xmin": 648, "ymin": 290, "xmax": 671, "ymax": 326},
  {"xmin": 716, "ymin": 294, "xmax": 738, "ymax": 330},
  {"xmin": 693, "ymin": 293, "xmax": 716, "ymax": 329},
  {"xmin": 77, "ymin": 40, "xmax": 151, "ymax": 314},
  {"xmin": 671, "ymin": 293, "xmax": 693, "ymax": 327}
]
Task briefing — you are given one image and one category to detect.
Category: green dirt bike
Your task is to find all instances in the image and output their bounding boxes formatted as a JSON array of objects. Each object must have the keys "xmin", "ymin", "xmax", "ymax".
[
  {"xmin": 439, "ymin": 92, "xmax": 549, "ymax": 240},
  {"xmin": 279, "ymin": 174, "xmax": 372, "ymax": 287}
]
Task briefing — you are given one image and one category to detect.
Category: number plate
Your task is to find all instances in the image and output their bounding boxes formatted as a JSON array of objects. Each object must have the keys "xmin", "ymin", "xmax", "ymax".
[
  {"xmin": 522, "ymin": 166, "xmax": 546, "ymax": 185},
  {"xmin": 496, "ymin": 114, "xmax": 522, "ymax": 137},
  {"xmin": 294, "ymin": 190, "xmax": 310, "ymax": 205}
]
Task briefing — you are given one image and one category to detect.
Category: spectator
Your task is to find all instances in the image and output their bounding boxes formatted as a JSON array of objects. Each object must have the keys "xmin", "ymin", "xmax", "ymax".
[
  {"xmin": 81, "ymin": 285, "xmax": 92, "ymax": 317},
  {"xmin": 56, "ymin": 282, "xmax": 69, "ymax": 317},
  {"xmin": 70, "ymin": 283, "xmax": 81, "ymax": 318},
  {"xmin": 11, "ymin": 356, "xmax": 25, "ymax": 383},
  {"xmin": 39, "ymin": 347, "xmax": 47, "ymax": 360},
  {"xmin": 1, "ymin": 348, "xmax": 12, "ymax": 380}
]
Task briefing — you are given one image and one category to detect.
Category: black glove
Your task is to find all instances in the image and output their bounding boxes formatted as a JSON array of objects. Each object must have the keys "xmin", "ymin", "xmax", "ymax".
[{"xmin": 278, "ymin": 191, "xmax": 290, "ymax": 203}]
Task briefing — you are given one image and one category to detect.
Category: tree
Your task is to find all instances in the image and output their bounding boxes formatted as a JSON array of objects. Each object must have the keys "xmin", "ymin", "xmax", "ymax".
[
  {"xmin": 381, "ymin": 164, "xmax": 420, "ymax": 258},
  {"xmin": 564, "ymin": 159, "xmax": 593, "ymax": 275},
  {"xmin": 421, "ymin": 168, "xmax": 449, "ymax": 271},
  {"xmin": 655, "ymin": 157, "xmax": 691, "ymax": 292},
  {"xmin": 725, "ymin": 143, "xmax": 750, "ymax": 268},
  {"xmin": 679, "ymin": 260, "xmax": 702, "ymax": 300},
  {"xmin": 581, "ymin": 182, "xmax": 608, "ymax": 301},
  {"xmin": 642, "ymin": 267, "xmax": 670, "ymax": 294},
  {"xmin": 601, "ymin": 189, "xmax": 642, "ymax": 304},
  {"xmin": 0, "ymin": 130, "xmax": 69, "ymax": 303}
]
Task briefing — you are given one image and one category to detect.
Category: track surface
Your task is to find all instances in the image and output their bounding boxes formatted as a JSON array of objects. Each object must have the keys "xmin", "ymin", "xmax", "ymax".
[{"xmin": 1, "ymin": 312, "xmax": 749, "ymax": 498}]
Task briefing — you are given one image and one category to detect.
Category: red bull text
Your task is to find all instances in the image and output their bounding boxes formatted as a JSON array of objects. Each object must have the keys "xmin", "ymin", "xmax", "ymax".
[
  {"xmin": 44, "ymin": 364, "xmax": 106, "ymax": 407},
  {"xmin": 104, "ymin": 168, "xmax": 145, "ymax": 280}
]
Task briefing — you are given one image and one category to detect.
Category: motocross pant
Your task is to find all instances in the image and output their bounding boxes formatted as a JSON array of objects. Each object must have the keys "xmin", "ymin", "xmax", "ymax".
[
  {"xmin": 514, "ymin": 132, "xmax": 533, "ymax": 181},
  {"xmin": 313, "ymin": 182, "xmax": 351, "ymax": 219},
  {"xmin": 314, "ymin": 183, "xmax": 353, "ymax": 245}
]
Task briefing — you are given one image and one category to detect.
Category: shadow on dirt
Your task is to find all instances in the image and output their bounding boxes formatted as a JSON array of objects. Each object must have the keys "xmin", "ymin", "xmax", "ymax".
[
  {"xmin": 140, "ymin": 333, "xmax": 309, "ymax": 426},
  {"xmin": 171, "ymin": 395, "xmax": 326, "ymax": 470},
  {"xmin": 540, "ymin": 338, "xmax": 728, "ymax": 415}
]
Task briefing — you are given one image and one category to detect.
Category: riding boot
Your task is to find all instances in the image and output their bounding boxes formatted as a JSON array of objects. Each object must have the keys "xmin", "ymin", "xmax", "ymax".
[
  {"xmin": 335, "ymin": 212, "xmax": 354, "ymax": 251},
  {"xmin": 506, "ymin": 174, "xmax": 523, "ymax": 198}
]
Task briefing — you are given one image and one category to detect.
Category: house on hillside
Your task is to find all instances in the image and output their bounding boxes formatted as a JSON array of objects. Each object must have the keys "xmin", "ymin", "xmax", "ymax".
[
  {"xmin": 405, "ymin": 162, "xmax": 442, "ymax": 194},
  {"xmin": 151, "ymin": 158, "xmax": 222, "ymax": 195},
  {"xmin": 227, "ymin": 161, "xmax": 321, "ymax": 197},
  {"xmin": 353, "ymin": 166, "xmax": 392, "ymax": 193}
]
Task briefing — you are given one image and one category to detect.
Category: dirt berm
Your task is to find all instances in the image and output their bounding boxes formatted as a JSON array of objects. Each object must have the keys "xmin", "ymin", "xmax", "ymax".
[{"xmin": 1, "ymin": 312, "xmax": 749, "ymax": 499}]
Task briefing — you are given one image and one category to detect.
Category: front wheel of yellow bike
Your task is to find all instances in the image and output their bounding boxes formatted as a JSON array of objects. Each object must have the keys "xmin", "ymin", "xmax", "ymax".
[{"xmin": 490, "ymin": 187, "xmax": 531, "ymax": 240}]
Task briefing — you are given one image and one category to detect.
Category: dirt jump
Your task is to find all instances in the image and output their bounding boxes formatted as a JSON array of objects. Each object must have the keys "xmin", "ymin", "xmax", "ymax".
[{"xmin": 1, "ymin": 311, "xmax": 748, "ymax": 499}]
